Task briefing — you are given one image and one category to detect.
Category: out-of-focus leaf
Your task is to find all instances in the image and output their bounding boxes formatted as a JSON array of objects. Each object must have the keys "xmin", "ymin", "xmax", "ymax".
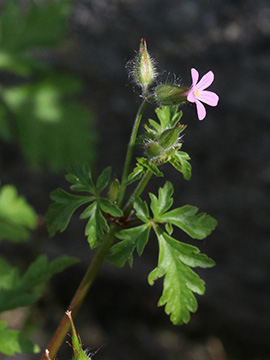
[
  {"xmin": 0, "ymin": 185, "xmax": 37, "ymax": 242},
  {"xmin": 0, "ymin": 321, "xmax": 40, "ymax": 355}
]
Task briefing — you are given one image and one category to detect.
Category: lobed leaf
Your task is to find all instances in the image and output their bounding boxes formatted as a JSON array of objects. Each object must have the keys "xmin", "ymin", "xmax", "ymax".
[
  {"xmin": 108, "ymin": 224, "xmax": 151, "ymax": 267},
  {"xmin": 161, "ymin": 205, "xmax": 218, "ymax": 240},
  {"xmin": 148, "ymin": 227, "xmax": 215, "ymax": 325},
  {"xmin": 45, "ymin": 189, "xmax": 92, "ymax": 237},
  {"xmin": 169, "ymin": 151, "xmax": 192, "ymax": 180},
  {"xmin": 149, "ymin": 181, "xmax": 174, "ymax": 219},
  {"xmin": 66, "ymin": 164, "xmax": 96, "ymax": 194},
  {"xmin": 81, "ymin": 202, "xmax": 109, "ymax": 248}
]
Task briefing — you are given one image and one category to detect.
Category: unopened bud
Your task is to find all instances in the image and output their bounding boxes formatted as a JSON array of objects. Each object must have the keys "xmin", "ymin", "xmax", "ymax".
[
  {"xmin": 159, "ymin": 123, "xmax": 182, "ymax": 149},
  {"xmin": 134, "ymin": 38, "xmax": 155, "ymax": 93},
  {"xmin": 108, "ymin": 176, "xmax": 120, "ymax": 203},
  {"xmin": 155, "ymin": 84, "xmax": 188, "ymax": 106}
]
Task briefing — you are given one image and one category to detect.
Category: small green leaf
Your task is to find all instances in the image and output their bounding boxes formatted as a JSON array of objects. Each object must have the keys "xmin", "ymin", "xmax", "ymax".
[
  {"xmin": 127, "ymin": 167, "xmax": 144, "ymax": 185},
  {"xmin": 99, "ymin": 198, "xmax": 123, "ymax": 217},
  {"xmin": 133, "ymin": 197, "xmax": 150, "ymax": 223},
  {"xmin": 137, "ymin": 157, "xmax": 164, "ymax": 177},
  {"xmin": 149, "ymin": 227, "xmax": 215, "ymax": 325},
  {"xmin": 66, "ymin": 164, "xmax": 96, "ymax": 194},
  {"xmin": 81, "ymin": 202, "xmax": 108, "ymax": 248},
  {"xmin": 0, "ymin": 185, "xmax": 37, "ymax": 242},
  {"xmin": 108, "ymin": 224, "xmax": 151, "ymax": 267},
  {"xmin": 96, "ymin": 167, "xmax": 112, "ymax": 194},
  {"xmin": 46, "ymin": 189, "xmax": 91, "ymax": 237},
  {"xmin": 169, "ymin": 151, "xmax": 192, "ymax": 180},
  {"xmin": 0, "ymin": 322, "xmax": 40, "ymax": 355},
  {"xmin": 149, "ymin": 181, "xmax": 174, "ymax": 219},
  {"xmin": 161, "ymin": 205, "xmax": 218, "ymax": 240}
]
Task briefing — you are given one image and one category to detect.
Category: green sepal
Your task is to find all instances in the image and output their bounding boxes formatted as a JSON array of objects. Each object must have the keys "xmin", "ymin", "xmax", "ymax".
[
  {"xmin": 148, "ymin": 227, "xmax": 215, "ymax": 325},
  {"xmin": 108, "ymin": 224, "xmax": 151, "ymax": 267},
  {"xmin": 0, "ymin": 321, "xmax": 40, "ymax": 356},
  {"xmin": 46, "ymin": 189, "xmax": 92, "ymax": 237},
  {"xmin": 161, "ymin": 205, "xmax": 218, "ymax": 240}
]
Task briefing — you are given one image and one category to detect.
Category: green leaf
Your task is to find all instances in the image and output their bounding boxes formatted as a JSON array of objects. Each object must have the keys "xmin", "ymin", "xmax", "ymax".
[
  {"xmin": 99, "ymin": 198, "xmax": 123, "ymax": 217},
  {"xmin": 0, "ymin": 255, "xmax": 78, "ymax": 313},
  {"xmin": 108, "ymin": 224, "xmax": 151, "ymax": 267},
  {"xmin": 149, "ymin": 181, "xmax": 174, "ymax": 219},
  {"xmin": 0, "ymin": 0, "xmax": 70, "ymax": 53},
  {"xmin": 161, "ymin": 205, "xmax": 218, "ymax": 240},
  {"xmin": 0, "ymin": 322, "xmax": 40, "ymax": 355},
  {"xmin": 169, "ymin": 151, "xmax": 192, "ymax": 180},
  {"xmin": 65, "ymin": 164, "xmax": 96, "ymax": 194},
  {"xmin": 128, "ymin": 158, "xmax": 163, "ymax": 185},
  {"xmin": 96, "ymin": 167, "xmax": 112, "ymax": 194},
  {"xmin": 0, "ymin": 185, "xmax": 37, "ymax": 242},
  {"xmin": 81, "ymin": 202, "xmax": 108, "ymax": 248},
  {"xmin": 133, "ymin": 197, "xmax": 150, "ymax": 223},
  {"xmin": 148, "ymin": 227, "xmax": 215, "ymax": 325},
  {"xmin": 137, "ymin": 157, "xmax": 164, "ymax": 177},
  {"xmin": 46, "ymin": 189, "xmax": 91, "ymax": 237}
]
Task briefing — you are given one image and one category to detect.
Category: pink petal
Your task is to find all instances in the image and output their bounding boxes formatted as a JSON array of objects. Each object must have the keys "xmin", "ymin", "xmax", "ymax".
[
  {"xmin": 196, "ymin": 71, "xmax": 214, "ymax": 91},
  {"xmin": 190, "ymin": 68, "xmax": 199, "ymax": 86},
  {"xmin": 195, "ymin": 100, "xmax": 206, "ymax": 120},
  {"xmin": 187, "ymin": 90, "xmax": 196, "ymax": 103},
  {"xmin": 199, "ymin": 90, "xmax": 219, "ymax": 106}
]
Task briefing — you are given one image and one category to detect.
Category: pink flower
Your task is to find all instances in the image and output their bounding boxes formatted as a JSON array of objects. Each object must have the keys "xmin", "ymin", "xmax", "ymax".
[{"xmin": 187, "ymin": 68, "xmax": 219, "ymax": 120}]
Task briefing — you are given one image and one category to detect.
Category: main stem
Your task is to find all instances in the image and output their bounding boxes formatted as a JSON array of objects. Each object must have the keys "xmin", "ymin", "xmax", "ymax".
[
  {"xmin": 41, "ymin": 100, "xmax": 149, "ymax": 360},
  {"xmin": 118, "ymin": 99, "xmax": 148, "ymax": 208},
  {"xmin": 40, "ymin": 224, "xmax": 118, "ymax": 360}
]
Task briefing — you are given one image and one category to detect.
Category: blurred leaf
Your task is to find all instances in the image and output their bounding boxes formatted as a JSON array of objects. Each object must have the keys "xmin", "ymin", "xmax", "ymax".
[
  {"xmin": 1, "ymin": 76, "xmax": 95, "ymax": 172},
  {"xmin": 0, "ymin": 185, "xmax": 37, "ymax": 242},
  {"xmin": 0, "ymin": 255, "xmax": 78, "ymax": 313},
  {"xmin": 148, "ymin": 227, "xmax": 215, "ymax": 325},
  {"xmin": 0, "ymin": 0, "xmax": 70, "ymax": 53},
  {"xmin": 0, "ymin": 321, "xmax": 40, "ymax": 355}
]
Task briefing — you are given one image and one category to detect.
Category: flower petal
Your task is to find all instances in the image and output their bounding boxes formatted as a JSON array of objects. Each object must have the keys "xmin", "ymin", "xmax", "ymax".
[
  {"xmin": 187, "ymin": 90, "xmax": 196, "ymax": 103},
  {"xmin": 195, "ymin": 99, "xmax": 206, "ymax": 120},
  {"xmin": 199, "ymin": 90, "xmax": 219, "ymax": 106},
  {"xmin": 190, "ymin": 68, "xmax": 199, "ymax": 86},
  {"xmin": 196, "ymin": 71, "xmax": 214, "ymax": 91}
]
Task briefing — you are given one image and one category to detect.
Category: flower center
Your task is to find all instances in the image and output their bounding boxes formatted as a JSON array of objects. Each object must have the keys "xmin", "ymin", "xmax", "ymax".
[{"xmin": 194, "ymin": 89, "xmax": 200, "ymax": 98}]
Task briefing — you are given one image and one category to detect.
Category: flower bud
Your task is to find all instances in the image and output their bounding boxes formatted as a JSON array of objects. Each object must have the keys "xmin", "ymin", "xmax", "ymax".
[
  {"xmin": 66, "ymin": 310, "xmax": 89, "ymax": 360},
  {"xmin": 134, "ymin": 38, "xmax": 155, "ymax": 93},
  {"xmin": 155, "ymin": 84, "xmax": 188, "ymax": 106},
  {"xmin": 159, "ymin": 122, "xmax": 183, "ymax": 149}
]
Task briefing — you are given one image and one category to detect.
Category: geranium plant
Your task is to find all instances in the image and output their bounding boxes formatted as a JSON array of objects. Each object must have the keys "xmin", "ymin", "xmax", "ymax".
[{"xmin": 43, "ymin": 38, "xmax": 219, "ymax": 359}]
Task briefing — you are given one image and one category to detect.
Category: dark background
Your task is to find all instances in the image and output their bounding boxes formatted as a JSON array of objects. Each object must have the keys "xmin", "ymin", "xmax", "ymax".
[{"xmin": 2, "ymin": 0, "xmax": 270, "ymax": 359}]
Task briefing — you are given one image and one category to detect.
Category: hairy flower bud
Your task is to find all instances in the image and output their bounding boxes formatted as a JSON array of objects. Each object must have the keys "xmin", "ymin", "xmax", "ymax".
[
  {"xmin": 133, "ymin": 38, "xmax": 155, "ymax": 93},
  {"xmin": 155, "ymin": 84, "xmax": 188, "ymax": 106}
]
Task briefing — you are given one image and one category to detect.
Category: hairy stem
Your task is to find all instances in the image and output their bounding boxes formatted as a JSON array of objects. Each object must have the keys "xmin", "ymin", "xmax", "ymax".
[
  {"xmin": 118, "ymin": 99, "xmax": 148, "ymax": 207},
  {"xmin": 40, "ymin": 224, "xmax": 119, "ymax": 360}
]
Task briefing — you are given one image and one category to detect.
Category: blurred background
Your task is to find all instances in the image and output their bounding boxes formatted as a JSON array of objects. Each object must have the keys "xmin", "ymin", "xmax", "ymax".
[{"xmin": 0, "ymin": 0, "xmax": 269, "ymax": 359}]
